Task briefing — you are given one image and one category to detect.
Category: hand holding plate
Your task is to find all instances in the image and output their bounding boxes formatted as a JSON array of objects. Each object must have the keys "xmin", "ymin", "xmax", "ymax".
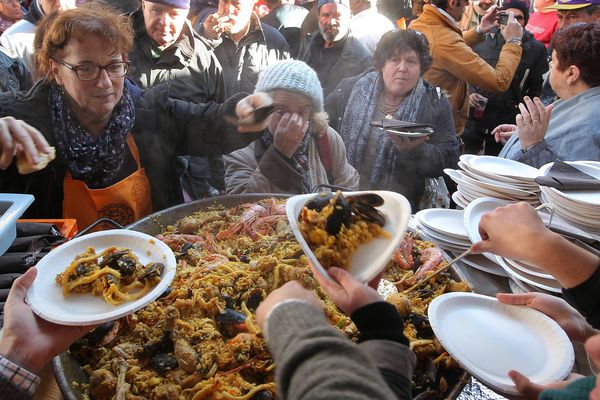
[{"xmin": 0, "ymin": 268, "xmax": 95, "ymax": 375}]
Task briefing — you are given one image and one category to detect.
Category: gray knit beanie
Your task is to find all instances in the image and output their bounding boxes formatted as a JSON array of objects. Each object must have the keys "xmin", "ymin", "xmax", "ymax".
[{"xmin": 254, "ymin": 60, "xmax": 324, "ymax": 112}]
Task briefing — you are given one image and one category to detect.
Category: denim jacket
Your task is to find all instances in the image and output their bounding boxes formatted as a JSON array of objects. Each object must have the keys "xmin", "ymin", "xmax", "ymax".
[{"xmin": 499, "ymin": 86, "xmax": 600, "ymax": 168}]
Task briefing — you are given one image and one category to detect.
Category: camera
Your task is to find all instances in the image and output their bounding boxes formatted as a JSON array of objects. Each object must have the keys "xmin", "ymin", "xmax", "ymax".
[{"xmin": 497, "ymin": 11, "xmax": 509, "ymax": 25}]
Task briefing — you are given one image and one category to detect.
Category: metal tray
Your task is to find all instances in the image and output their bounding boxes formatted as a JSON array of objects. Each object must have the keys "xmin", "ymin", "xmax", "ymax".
[{"xmin": 53, "ymin": 193, "xmax": 471, "ymax": 399}]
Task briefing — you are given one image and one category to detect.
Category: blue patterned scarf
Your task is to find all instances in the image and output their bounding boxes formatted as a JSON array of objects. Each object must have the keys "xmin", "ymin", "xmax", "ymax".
[
  {"xmin": 340, "ymin": 71, "xmax": 426, "ymax": 189},
  {"xmin": 49, "ymin": 84, "xmax": 136, "ymax": 189}
]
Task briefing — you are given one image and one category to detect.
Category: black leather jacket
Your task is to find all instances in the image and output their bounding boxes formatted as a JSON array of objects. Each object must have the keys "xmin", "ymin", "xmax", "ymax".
[{"xmin": 467, "ymin": 29, "xmax": 548, "ymax": 132}]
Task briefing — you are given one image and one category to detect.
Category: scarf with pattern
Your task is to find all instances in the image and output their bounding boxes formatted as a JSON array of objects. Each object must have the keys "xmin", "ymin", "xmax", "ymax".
[
  {"xmin": 49, "ymin": 84, "xmax": 136, "ymax": 189},
  {"xmin": 340, "ymin": 71, "xmax": 426, "ymax": 189}
]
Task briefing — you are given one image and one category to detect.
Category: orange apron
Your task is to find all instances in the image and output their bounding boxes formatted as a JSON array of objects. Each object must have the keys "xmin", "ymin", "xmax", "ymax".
[{"xmin": 62, "ymin": 135, "xmax": 152, "ymax": 230}]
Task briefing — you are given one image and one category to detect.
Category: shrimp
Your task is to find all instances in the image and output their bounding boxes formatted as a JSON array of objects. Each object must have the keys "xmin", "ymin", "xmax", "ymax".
[{"xmin": 413, "ymin": 247, "xmax": 444, "ymax": 279}]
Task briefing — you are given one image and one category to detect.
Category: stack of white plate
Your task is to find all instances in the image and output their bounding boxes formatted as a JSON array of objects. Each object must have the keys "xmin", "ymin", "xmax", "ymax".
[
  {"xmin": 445, "ymin": 154, "xmax": 541, "ymax": 208},
  {"xmin": 464, "ymin": 197, "xmax": 560, "ymax": 293},
  {"xmin": 538, "ymin": 161, "xmax": 600, "ymax": 235},
  {"xmin": 414, "ymin": 208, "xmax": 507, "ymax": 277}
]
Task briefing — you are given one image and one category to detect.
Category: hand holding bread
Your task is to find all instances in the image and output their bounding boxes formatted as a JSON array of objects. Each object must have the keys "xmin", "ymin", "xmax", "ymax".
[{"xmin": 0, "ymin": 116, "xmax": 53, "ymax": 172}]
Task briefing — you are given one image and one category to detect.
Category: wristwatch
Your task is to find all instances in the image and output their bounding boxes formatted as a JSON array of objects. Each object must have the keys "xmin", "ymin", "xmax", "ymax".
[
  {"xmin": 476, "ymin": 25, "xmax": 486, "ymax": 38},
  {"xmin": 507, "ymin": 37, "xmax": 522, "ymax": 46}
]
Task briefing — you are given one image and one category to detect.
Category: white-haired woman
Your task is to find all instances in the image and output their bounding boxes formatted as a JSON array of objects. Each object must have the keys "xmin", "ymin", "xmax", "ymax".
[{"xmin": 224, "ymin": 60, "xmax": 359, "ymax": 194}]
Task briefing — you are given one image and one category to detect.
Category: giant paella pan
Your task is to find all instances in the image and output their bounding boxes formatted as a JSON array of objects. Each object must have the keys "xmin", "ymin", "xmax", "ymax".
[{"xmin": 53, "ymin": 194, "xmax": 470, "ymax": 400}]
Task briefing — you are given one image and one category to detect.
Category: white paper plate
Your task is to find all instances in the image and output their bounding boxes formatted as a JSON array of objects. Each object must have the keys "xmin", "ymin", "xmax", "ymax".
[
  {"xmin": 504, "ymin": 257, "xmax": 554, "ymax": 280},
  {"xmin": 464, "ymin": 160, "xmax": 539, "ymax": 186},
  {"xmin": 463, "ymin": 197, "xmax": 511, "ymax": 263},
  {"xmin": 26, "ymin": 230, "xmax": 176, "ymax": 326},
  {"xmin": 446, "ymin": 169, "xmax": 538, "ymax": 199},
  {"xmin": 385, "ymin": 128, "xmax": 431, "ymax": 138},
  {"xmin": 460, "ymin": 166, "xmax": 540, "ymax": 192},
  {"xmin": 414, "ymin": 208, "xmax": 469, "ymax": 239},
  {"xmin": 469, "ymin": 156, "xmax": 540, "ymax": 182},
  {"xmin": 428, "ymin": 292, "xmax": 574, "ymax": 395},
  {"xmin": 452, "ymin": 191, "xmax": 469, "ymax": 209},
  {"xmin": 495, "ymin": 256, "xmax": 562, "ymax": 293},
  {"xmin": 538, "ymin": 162, "xmax": 600, "ymax": 207},
  {"xmin": 416, "ymin": 223, "xmax": 472, "ymax": 248},
  {"xmin": 460, "ymin": 253, "xmax": 508, "ymax": 277},
  {"xmin": 286, "ymin": 191, "xmax": 411, "ymax": 283}
]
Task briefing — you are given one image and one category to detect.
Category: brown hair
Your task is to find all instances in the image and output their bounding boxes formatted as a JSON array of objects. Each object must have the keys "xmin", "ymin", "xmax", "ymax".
[
  {"xmin": 373, "ymin": 29, "xmax": 432, "ymax": 75},
  {"xmin": 551, "ymin": 22, "xmax": 600, "ymax": 88},
  {"xmin": 37, "ymin": 2, "xmax": 134, "ymax": 82}
]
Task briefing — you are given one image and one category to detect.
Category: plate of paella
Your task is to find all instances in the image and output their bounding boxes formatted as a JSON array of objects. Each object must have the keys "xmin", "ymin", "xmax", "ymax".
[
  {"xmin": 286, "ymin": 190, "xmax": 411, "ymax": 283},
  {"xmin": 26, "ymin": 229, "xmax": 176, "ymax": 326}
]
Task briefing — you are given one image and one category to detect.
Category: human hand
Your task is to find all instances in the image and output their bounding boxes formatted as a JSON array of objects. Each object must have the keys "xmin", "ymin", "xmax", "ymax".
[
  {"xmin": 497, "ymin": 293, "xmax": 597, "ymax": 343},
  {"xmin": 235, "ymin": 92, "xmax": 274, "ymax": 132},
  {"xmin": 311, "ymin": 265, "xmax": 383, "ymax": 315},
  {"xmin": 272, "ymin": 112, "xmax": 309, "ymax": 158},
  {"xmin": 202, "ymin": 12, "xmax": 232, "ymax": 40},
  {"xmin": 516, "ymin": 96, "xmax": 553, "ymax": 149},
  {"xmin": 0, "ymin": 268, "xmax": 95, "ymax": 375},
  {"xmin": 255, "ymin": 281, "xmax": 322, "ymax": 329},
  {"xmin": 479, "ymin": 5, "xmax": 500, "ymax": 34},
  {"xmin": 0, "ymin": 116, "xmax": 52, "ymax": 170},
  {"xmin": 472, "ymin": 202, "xmax": 555, "ymax": 265},
  {"xmin": 491, "ymin": 123, "xmax": 517, "ymax": 144},
  {"xmin": 469, "ymin": 93, "xmax": 487, "ymax": 108},
  {"xmin": 388, "ymin": 134, "xmax": 429, "ymax": 152},
  {"xmin": 508, "ymin": 370, "xmax": 584, "ymax": 398},
  {"xmin": 500, "ymin": 11, "xmax": 524, "ymax": 41}
]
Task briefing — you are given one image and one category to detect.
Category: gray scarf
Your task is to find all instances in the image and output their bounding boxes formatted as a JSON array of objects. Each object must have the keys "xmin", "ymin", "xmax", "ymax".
[{"xmin": 340, "ymin": 71, "xmax": 426, "ymax": 189}]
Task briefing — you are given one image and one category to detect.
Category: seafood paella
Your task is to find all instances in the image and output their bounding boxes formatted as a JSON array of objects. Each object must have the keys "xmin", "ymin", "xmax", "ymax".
[
  {"xmin": 65, "ymin": 198, "xmax": 468, "ymax": 400},
  {"xmin": 298, "ymin": 191, "xmax": 388, "ymax": 271},
  {"xmin": 56, "ymin": 247, "xmax": 164, "ymax": 305}
]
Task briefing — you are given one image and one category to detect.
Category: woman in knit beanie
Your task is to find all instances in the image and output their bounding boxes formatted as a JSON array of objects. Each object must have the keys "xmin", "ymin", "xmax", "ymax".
[{"xmin": 224, "ymin": 59, "xmax": 359, "ymax": 194}]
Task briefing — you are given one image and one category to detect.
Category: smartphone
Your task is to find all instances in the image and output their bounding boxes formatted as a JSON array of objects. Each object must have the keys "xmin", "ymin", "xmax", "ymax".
[{"xmin": 497, "ymin": 11, "xmax": 509, "ymax": 25}]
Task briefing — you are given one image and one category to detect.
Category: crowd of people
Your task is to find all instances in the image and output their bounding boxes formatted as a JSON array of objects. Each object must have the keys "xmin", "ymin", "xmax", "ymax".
[{"xmin": 0, "ymin": 0, "xmax": 599, "ymax": 398}]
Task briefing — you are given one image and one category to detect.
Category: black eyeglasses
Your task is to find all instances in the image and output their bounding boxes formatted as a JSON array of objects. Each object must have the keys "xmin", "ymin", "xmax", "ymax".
[{"xmin": 52, "ymin": 59, "xmax": 130, "ymax": 81}]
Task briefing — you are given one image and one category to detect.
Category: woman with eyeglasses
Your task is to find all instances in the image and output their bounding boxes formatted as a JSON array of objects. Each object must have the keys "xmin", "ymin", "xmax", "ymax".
[
  {"xmin": 325, "ymin": 29, "xmax": 461, "ymax": 210},
  {"xmin": 0, "ymin": 2, "xmax": 263, "ymax": 228}
]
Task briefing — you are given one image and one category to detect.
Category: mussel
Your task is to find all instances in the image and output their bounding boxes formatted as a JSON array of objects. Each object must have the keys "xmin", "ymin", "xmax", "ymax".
[
  {"xmin": 304, "ymin": 191, "xmax": 386, "ymax": 235},
  {"xmin": 216, "ymin": 308, "xmax": 248, "ymax": 338},
  {"xmin": 141, "ymin": 262, "xmax": 164, "ymax": 280},
  {"xmin": 100, "ymin": 250, "xmax": 137, "ymax": 276}
]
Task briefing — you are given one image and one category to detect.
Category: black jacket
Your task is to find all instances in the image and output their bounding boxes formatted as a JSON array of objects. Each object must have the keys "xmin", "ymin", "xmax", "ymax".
[
  {"xmin": 200, "ymin": 14, "xmax": 290, "ymax": 96},
  {"xmin": 261, "ymin": 4, "xmax": 309, "ymax": 58},
  {"xmin": 0, "ymin": 48, "xmax": 31, "ymax": 93},
  {"xmin": 0, "ymin": 80, "xmax": 258, "ymax": 218},
  {"xmin": 300, "ymin": 32, "xmax": 372, "ymax": 96},
  {"xmin": 326, "ymin": 71, "xmax": 461, "ymax": 209},
  {"xmin": 467, "ymin": 29, "xmax": 548, "ymax": 132},
  {"xmin": 127, "ymin": 8, "xmax": 224, "ymax": 103}
]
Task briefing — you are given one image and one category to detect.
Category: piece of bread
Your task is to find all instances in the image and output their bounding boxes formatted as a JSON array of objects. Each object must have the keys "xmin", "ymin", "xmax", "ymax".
[{"xmin": 17, "ymin": 147, "xmax": 56, "ymax": 174}]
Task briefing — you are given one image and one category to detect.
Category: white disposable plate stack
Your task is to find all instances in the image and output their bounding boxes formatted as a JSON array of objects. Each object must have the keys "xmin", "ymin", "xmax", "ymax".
[
  {"xmin": 414, "ymin": 208, "xmax": 507, "ymax": 277},
  {"xmin": 446, "ymin": 155, "xmax": 542, "ymax": 209},
  {"xmin": 538, "ymin": 161, "xmax": 600, "ymax": 235},
  {"xmin": 464, "ymin": 197, "xmax": 560, "ymax": 293}
]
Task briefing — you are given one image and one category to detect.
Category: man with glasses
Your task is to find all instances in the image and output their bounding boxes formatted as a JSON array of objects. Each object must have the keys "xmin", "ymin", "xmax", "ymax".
[
  {"xmin": 128, "ymin": 0, "xmax": 228, "ymax": 200},
  {"xmin": 461, "ymin": 0, "xmax": 548, "ymax": 156}
]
